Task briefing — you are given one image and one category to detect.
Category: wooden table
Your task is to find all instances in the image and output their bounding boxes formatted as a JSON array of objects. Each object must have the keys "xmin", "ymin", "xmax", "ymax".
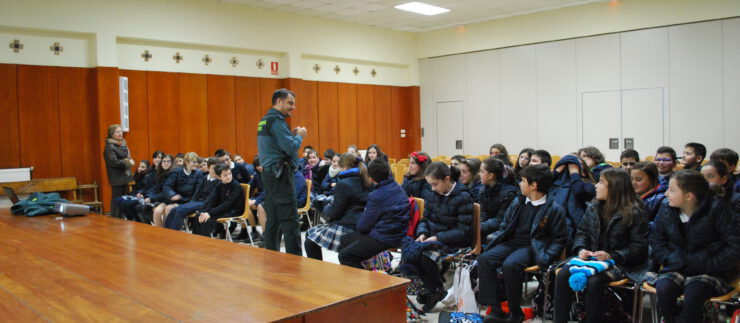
[{"xmin": 0, "ymin": 209, "xmax": 409, "ymax": 322}]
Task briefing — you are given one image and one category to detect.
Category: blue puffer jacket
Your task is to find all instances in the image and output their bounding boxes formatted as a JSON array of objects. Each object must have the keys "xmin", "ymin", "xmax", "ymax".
[
  {"xmin": 320, "ymin": 172, "xmax": 340, "ymax": 195},
  {"xmin": 479, "ymin": 181, "xmax": 519, "ymax": 237},
  {"xmin": 640, "ymin": 183, "xmax": 667, "ymax": 222},
  {"xmin": 357, "ymin": 178, "xmax": 410, "ymax": 247},
  {"xmin": 402, "ymin": 176, "xmax": 431, "ymax": 198},
  {"xmin": 591, "ymin": 163, "xmax": 612, "ymax": 182},
  {"xmin": 416, "ymin": 182, "xmax": 475, "ymax": 248},
  {"xmin": 650, "ymin": 196, "xmax": 739, "ymax": 281},
  {"xmin": 163, "ymin": 167, "xmax": 204, "ymax": 203},
  {"xmin": 549, "ymin": 155, "xmax": 596, "ymax": 247},
  {"xmin": 321, "ymin": 168, "xmax": 369, "ymax": 229},
  {"xmin": 466, "ymin": 180, "xmax": 484, "ymax": 202},
  {"xmin": 294, "ymin": 170, "xmax": 307, "ymax": 208}
]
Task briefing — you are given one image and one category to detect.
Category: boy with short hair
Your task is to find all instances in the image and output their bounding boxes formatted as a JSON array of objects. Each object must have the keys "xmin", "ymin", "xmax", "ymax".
[
  {"xmin": 530, "ymin": 149, "xmax": 552, "ymax": 168},
  {"xmin": 620, "ymin": 149, "xmax": 640, "ymax": 172},
  {"xmin": 655, "ymin": 146, "xmax": 677, "ymax": 185},
  {"xmin": 479, "ymin": 164, "xmax": 567, "ymax": 323},
  {"xmin": 682, "ymin": 142, "xmax": 706, "ymax": 170},
  {"xmin": 192, "ymin": 164, "xmax": 245, "ymax": 237},
  {"xmin": 710, "ymin": 148, "xmax": 740, "ymax": 193},
  {"xmin": 338, "ymin": 159, "xmax": 409, "ymax": 269}
]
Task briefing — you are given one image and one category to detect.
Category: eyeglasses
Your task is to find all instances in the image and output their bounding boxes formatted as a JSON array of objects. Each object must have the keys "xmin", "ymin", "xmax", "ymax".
[
  {"xmin": 654, "ymin": 158, "xmax": 673, "ymax": 163},
  {"xmin": 622, "ymin": 162, "xmax": 636, "ymax": 166}
]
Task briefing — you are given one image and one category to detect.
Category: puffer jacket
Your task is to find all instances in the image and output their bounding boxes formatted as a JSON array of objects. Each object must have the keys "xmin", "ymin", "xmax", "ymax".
[
  {"xmin": 416, "ymin": 183, "xmax": 475, "ymax": 248},
  {"xmin": 321, "ymin": 168, "xmax": 370, "ymax": 229},
  {"xmin": 650, "ymin": 196, "xmax": 739, "ymax": 281},
  {"xmin": 479, "ymin": 181, "xmax": 519, "ymax": 237},
  {"xmin": 163, "ymin": 167, "xmax": 204, "ymax": 204},
  {"xmin": 488, "ymin": 196, "xmax": 568, "ymax": 268},
  {"xmin": 573, "ymin": 200, "xmax": 649, "ymax": 278},
  {"xmin": 403, "ymin": 176, "xmax": 431, "ymax": 198}
]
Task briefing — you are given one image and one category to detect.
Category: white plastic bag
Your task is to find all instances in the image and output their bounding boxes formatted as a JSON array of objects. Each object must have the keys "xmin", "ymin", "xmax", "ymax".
[{"xmin": 454, "ymin": 263, "xmax": 478, "ymax": 313}]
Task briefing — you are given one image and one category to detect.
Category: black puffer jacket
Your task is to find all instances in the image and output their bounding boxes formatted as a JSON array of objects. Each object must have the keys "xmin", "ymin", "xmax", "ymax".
[
  {"xmin": 403, "ymin": 176, "xmax": 431, "ymax": 198},
  {"xmin": 573, "ymin": 200, "xmax": 649, "ymax": 272},
  {"xmin": 650, "ymin": 196, "xmax": 739, "ymax": 281},
  {"xmin": 322, "ymin": 168, "xmax": 369, "ymax": 229},
  {"xmin": 416, "ymin": 183, "xmax": 474, "ymax": 248},
  {"xmin": 479, "ymin": 182, "xmax": 519, "ymax": 236},
  {"xmin": 103, "ymin": 139, "xmax": 133, "ymax": 186},
  {"xmin": 489, "ymin": 196, "xmax": 567, "ymax": 267}
]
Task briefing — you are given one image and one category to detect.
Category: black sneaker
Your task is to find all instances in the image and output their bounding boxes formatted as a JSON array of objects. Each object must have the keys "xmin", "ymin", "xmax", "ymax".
[
  {"xmin": 482, "ymin": 309, "xmax": 507, "ymax": 323},
  {"xmin": 421, "ymin": 289, "xmax": 447, "ymax": 313}
]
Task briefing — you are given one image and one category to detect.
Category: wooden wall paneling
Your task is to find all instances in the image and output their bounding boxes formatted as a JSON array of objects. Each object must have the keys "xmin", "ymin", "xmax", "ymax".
[
  {"xmin": 317, "ymin": 82, "xmax": 339, "ymax": 153},
  {"xmin": 58, "ymin": 67, "xmax": 98, "ymax": 185},
  {"xmin": 293, "ymin": 80, "xmax": 319, "ymax": 153},
  {"xmin": 373, "ymin": 85, "xmax": 393, "ymax": 158},
  {"xmin": 0, "ymin": 64, "xmax": 20, "ymax": 168},
  {"xmin": 96, "ymin": 67, "xmax": 123, "ymax": 212},
  {"xmin": 259, "ymin": 78, "xmax": 284, "ymax": 117},
  {"xmin": 118, "ymin": 70, "xmax": 150, "ymax": 163},
  {"xmin": 407, "ymin": 86, "xmax": 421, "ymax": 155},
  {"xmin": 356, "ymin": 84, "xmax": 376, "ymax": 149},
  {"xmin": 390, "ymin": 86, "xmax": 404, "ymax": 159},
  {"xmin": 337, "ymin": 83, "xmax": 358, "ymax": 154},
  {"xmin": 207, "ymin": 75, "xmax": 236, "ymax": 155},
  {"xmin": 234, "ymin": 77, "xmax": 262, "ymax": 159},
  {"xmin": 178, "ymin": 73, "xmax": 209, "ymax": 156},
  {"xmin": 146, "ymin": 71, "xmax": 180, "ymax": 156},
  {"xmin": 17, "ymin": 65, "xmax": 62, "ymax": 179}
]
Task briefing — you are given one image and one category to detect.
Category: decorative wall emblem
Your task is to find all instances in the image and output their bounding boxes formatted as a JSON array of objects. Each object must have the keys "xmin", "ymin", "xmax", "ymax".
[
  {"xmin": 9, "ymin": 39, "xmax": 23, "ymax": 53},
  {"xmin": 173, "ymin": 52, "xmax": 183, "ymax": 63},
  {"xmin": 230, "ymin": 56, "xmax": 239, "ymax": 67},
  {"xmin": 141, "ymin": 50, "xmax": 152, "ymax": 62},
  {"xmin": 313, "ymin": 64, "xmax": 321, "ymax": 73},
  {"xmin": 353, "ymin": 67, "xmax": 359, "ymax": 76},
  {"xmin": 50, "ymin": 42, "xmax": 63, "ymax": 55},
  {"xmin": 333, "ymin": 65, "xmax": 341, "ymax": 74},
  {"xmin": 256, "ymin": 58, "xmax": 264, "ymax": 69},
  {"xmin": 202, "ymin": 54, "xmax": 212, "ymax": 65},
  {"xmin": 370, "ymin": 69, "xmax": 377, "ymax": 77}
]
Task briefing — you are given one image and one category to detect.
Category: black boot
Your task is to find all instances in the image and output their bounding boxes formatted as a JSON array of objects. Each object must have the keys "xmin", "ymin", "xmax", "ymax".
[{"xmin": 421, "ymin": 289, "xmax": 447, "ymax": 313}]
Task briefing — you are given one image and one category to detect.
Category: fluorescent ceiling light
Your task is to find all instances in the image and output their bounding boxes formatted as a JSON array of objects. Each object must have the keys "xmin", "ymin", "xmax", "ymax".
[{"xmin": 394, "ymin": 2, "xmax": 450, "ymax": 16}]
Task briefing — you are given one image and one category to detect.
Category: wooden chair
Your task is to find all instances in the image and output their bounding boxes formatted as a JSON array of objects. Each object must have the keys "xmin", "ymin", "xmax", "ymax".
[
  {"xmin": 298, "ymin": 179, "xmax": 314, "ymax": 227},
  {"xmin": 394, "ymin": 164, "xmax": 407, "ymax": 185},
  {"xmin": 388, "ymin": 158, "xmax": 396, "ymax": 164},
  {"xmin": 446, "ymin": 203, "xmax": 481, "ymax": 262},
  {"xmin": 639, "ymin": 277, "xmax": 740, "ymax": 323},
  {"xmin": 397, "ymin": 159, "xmax": 410, "ymax": 165},
  {"xmin": 216, "ymin": 184, "xmax": 256, "ymax": 245},
  {"xmin": 75, "ymin": 181, "xmax": 103, "ymax": 213}
]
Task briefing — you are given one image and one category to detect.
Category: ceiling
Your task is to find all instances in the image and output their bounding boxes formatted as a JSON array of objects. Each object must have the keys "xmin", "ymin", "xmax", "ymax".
[{"xmin": 219, "ymin": 0, "xmax": 607, "ymax": 32}]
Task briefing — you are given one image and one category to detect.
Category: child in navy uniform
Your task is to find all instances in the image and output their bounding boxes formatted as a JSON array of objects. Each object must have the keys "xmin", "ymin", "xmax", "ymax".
[
  {"xmin": 192, "ymin": 164, "xmax": 245, "ymax": 237},
  {"xmin": 480, "ymin": 165, "xmax": 567, "ymax": 323}
]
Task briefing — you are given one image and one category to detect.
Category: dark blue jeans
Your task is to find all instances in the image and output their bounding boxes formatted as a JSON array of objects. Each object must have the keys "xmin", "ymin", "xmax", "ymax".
[{"xmin": 164, "ymin": 201, "xmax": 203, "ymax": 230}]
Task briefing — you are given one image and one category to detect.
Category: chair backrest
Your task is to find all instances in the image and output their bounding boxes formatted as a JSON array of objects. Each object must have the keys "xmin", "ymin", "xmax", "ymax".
[
  {"xmin": 471, "ymin": 203, "xmax": 481, "ymax": 255},
  {"xmin": 394, "ymin": 164, "xmax": 406, "ymax": 184},
  {"xmin": 239, "ymin": 184, "xmax": 256, "ymax": 226},
  {"xmin": 413, "ymin": 197, "xmax": 424, "ymax": 219}
]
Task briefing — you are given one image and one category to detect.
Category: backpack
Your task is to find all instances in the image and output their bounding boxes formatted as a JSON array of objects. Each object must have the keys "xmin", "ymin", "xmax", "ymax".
[
  {"xmin": 10, "ymin": 192, "xmax": 70, "ymax": 216},
  {"xmin": 407, "ymin": 197, "xmax": 422, "ymax": 237}
]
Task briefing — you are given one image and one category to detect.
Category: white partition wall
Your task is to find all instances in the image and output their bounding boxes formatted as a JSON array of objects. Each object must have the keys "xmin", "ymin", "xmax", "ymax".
[{"xmin": 419, "ymin": 18, "xmax": 740, "ymax": 159}]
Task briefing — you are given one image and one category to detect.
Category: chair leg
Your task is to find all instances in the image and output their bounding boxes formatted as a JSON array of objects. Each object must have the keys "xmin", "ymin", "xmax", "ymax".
[
  {"xmin": 224, "ymin": 220, "xmax": 233, "ymax": 242},
  {"xmin": 183, "ymin": 217, "xmax": 190, "ymax": 233},
  {"xmin": 304, "ymin": 211, "xmax": 313, "ymax": 227},
  {"xmin": 650, "ymin": 293, "xmax": 659, "ymax": 323},
  {"xmin": 631, "ymin": 285, "xmax": 639, "ymax": 321},
  {"xmin": 246, "ymin": 226, "xmax": 254, "ymax": 246},
  {"xmin": 543, "ymin": 269, "xmax": 552, "ymax": 321},
  {"xmin": 637, "ymin": 289, "xmax": 645, "ymax": 323}
]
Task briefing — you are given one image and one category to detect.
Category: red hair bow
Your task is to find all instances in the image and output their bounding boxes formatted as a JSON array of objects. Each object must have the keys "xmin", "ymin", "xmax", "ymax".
[{"xmin": 411, "ymin": 152, "xmax": 428, "ymax": 163}]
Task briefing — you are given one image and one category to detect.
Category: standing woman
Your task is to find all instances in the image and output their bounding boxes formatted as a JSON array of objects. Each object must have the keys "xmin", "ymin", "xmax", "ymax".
[
  {"xmin": 403, "ymin": 151, "xmax": 432, "ymax": 198},
  {"xmin": 553, "ymin": 168, "xmax": 649, "ymax": 323},
  {"xmin": 104, "ymin": 124, "xmax": 135, "ymax": 218}
]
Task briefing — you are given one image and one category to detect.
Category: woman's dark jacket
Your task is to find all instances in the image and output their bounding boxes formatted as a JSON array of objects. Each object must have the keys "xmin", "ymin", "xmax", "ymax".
[
  {"xmin": 103, "ymin": 138, "xmax": 133, "ymax": 186},
  {"xmin": 479, "ymin": 181, "xmax": 519, "ymax": 237},
  {"xmin": 650, "ymin": 196, "xmax": 739, "ymax": 281},
  {"xmin": 488, "ymin": 196, "xmax": 568, "ymax": 268},
  {"xmin": 416, "ymin": 183, "xmax": 474, "ymax": 248},
  {"xmin": 321, "ymin": 168, "xmax": 369, "ymax": 229}
]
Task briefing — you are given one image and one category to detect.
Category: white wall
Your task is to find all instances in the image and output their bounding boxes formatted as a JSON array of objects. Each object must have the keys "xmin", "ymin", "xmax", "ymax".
[
  {"xmin": 0, "ymin": 0, "xmax": 417, "ymax": 86},
  {"xmin": 420, "ymin": 18, "xmax": 740, "ymax": 160}
]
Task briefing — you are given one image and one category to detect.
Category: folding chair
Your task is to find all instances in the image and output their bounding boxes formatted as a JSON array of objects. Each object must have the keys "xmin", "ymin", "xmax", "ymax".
[
  {"xmin": 298, "ymin": 179, "xmax": 314, "ymax": 227},
  {"xmin": 215, "ymin": 184, "xmax": 256, "ymax": 244}
]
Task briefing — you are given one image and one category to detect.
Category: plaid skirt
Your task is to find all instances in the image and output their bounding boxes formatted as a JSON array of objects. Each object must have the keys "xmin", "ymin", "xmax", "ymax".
[
  {"xmin": 422, "ymin": 245, "xmax": 465, "ymax": 264},
  {"xmin": 306, "ymin": 224, "xmax": 354, "ymax": 251},
  {"xmin": 648, "ymin": 271, "xmax": 733, "ymax": 295}
]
